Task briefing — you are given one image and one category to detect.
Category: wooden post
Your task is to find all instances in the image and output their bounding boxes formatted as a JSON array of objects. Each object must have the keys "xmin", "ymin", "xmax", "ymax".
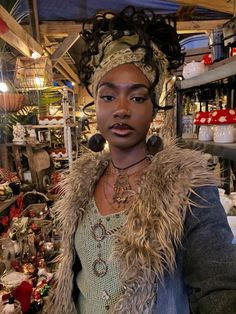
[
  {"xmin": 0, "ymin": 144, "xmax": 9, "ymax": 169},
  {"xmin": 12, "ymin": 145, "xmax": 24, "ymax": 181},
  {"xmin": 25, "ymin": 145, "xmax": 39, "ymax": 190}
]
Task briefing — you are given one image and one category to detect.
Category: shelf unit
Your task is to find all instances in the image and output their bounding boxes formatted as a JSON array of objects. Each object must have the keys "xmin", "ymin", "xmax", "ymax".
[
  {"xmin": 178, "ymin": 139, "xmax": 236, "ymax": 161},
  {"xmin": 0, "ymin": 195, "xmax": 19, "ymax": 213},
  {"xmin": 176, "ymin": 55, "xmax": 236, "ymax": 138},
  {"xmin": 176, "ymin": 56, "xmax": 236, "ymax": 194},
  {"xmin": 61, "ymin": 86, "xmax": 77, "ymax": 166},
  {"xmin": 51, "ymin": 157, "xmax": 72, "ymax": 161},
  {"xmin": 25, "ymin": 86, "xmax": 78, "ymax": 167},
  {"xmin": 27, "ymin": 124, "xmax": 76, "ymax": 129},
  {"xmin": 176, "ymin": 55, "xmax": 236, "ymax": 91}
]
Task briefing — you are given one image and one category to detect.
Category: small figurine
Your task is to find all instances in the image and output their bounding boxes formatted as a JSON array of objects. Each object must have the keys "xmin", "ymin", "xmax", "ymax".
[
  {"xmin": 13, "ymin": 123, "xmax": 26, "ymax": 145},
  {"xmin": 26, "ymin": 128, "xmax": 38, "ymax": 145}
]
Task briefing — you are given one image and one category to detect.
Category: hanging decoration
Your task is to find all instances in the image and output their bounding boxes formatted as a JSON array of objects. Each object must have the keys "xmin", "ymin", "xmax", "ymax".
[{"xmin": 14, "ymin": 56, "xmax": 53, "ymax": 89}]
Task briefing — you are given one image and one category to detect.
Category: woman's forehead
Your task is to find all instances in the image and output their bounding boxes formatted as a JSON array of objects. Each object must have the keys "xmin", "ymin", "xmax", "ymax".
[
  {"xmin": 98, "ymin": 63, "xmax": 151, "ymax": 85},
  {"xmin": 97, "ymin": 82, "xmax": 150, "ymax": 92}
]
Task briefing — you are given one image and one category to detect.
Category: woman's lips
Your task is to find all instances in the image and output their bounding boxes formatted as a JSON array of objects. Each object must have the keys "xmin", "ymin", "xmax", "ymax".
[{"xmin": 110, "ymin": 123, "xmax": 133, "ymax": 136}]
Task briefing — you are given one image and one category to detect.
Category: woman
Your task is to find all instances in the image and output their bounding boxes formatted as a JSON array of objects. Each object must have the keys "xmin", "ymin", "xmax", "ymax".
[{"xmin": 47, "ymin": 7, "xmax": 236, "ymax": 314}]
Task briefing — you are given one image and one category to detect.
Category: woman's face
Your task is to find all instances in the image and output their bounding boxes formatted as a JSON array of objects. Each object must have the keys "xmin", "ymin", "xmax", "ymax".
[{"xmin": 95, "ymin": 63, "xmax": 153, "ymax": 151}]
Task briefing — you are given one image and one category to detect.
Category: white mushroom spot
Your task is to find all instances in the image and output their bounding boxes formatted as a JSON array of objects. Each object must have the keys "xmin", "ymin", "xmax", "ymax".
[
  {"xmin": 218, "ymin": 116, "xmax": 227, "ymax": 123},
  {"xmin": 196, "ymin": 113, "xmax": 200, "ymax": 118},
  {"xmin": 212, "ymin": 111, "xmax": 218, "ymax": 116},
  {"xmin": 200, "ymin": 118, "xmax": 206, "ymax": 123},
  {"xmin": 229, "ymin": 109, "xmax": 235, "ymax": 115}
]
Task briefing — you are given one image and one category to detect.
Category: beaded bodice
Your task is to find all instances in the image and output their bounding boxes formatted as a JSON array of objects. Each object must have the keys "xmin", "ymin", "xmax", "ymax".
[{"xmin": 74, "ymin": 198, "xmax": 127, "ymax": 313}]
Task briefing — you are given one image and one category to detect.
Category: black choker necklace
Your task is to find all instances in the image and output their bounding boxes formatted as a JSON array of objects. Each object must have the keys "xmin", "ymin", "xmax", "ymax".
[
  {"xmin": 111, "ymin": 156, "xmax": 148, "ymax": 171},
  {"xmin": 111, "ymin": 156, "xmax": 148, "ymax": 204}
]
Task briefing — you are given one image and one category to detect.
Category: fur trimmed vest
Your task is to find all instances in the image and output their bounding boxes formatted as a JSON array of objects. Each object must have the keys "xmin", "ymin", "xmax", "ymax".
[{"xmin": 45, "ymin": 143, "xmax": 217, "ymax": 314}]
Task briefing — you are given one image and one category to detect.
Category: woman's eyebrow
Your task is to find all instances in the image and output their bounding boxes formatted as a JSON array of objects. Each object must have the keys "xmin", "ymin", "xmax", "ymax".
[{"xmin": 98, "ymin": 82, "xmax": 150, "ymax": 91}]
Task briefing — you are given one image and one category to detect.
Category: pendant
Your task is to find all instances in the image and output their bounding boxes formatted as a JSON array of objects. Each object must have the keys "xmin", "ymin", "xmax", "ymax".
[
  {"xmin": 113, "ymin": 170, "xmax": 131, "ymax": 204},
  {"xmin": 93, "ymin": 257, "xmax": 108, "ymax": 277},
  {"xmin": 91, "ymin": 220, "xmax": 107, "ymax": 241}
]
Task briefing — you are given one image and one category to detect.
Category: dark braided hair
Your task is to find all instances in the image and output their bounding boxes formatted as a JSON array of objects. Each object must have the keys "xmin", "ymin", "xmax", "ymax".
[{"xmin": 78, "ymin": 6, "xmax": 184, "ymax": 111}]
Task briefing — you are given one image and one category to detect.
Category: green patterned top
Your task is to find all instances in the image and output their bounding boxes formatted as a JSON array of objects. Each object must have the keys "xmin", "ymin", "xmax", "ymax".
[{"xmin": 74, "ymin": 198, "xmax": 127, "ymax": 314}]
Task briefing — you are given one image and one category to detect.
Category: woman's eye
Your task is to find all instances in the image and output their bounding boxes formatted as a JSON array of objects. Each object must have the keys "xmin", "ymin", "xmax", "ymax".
[
  {"xmin": 100, "ymin": 95, "xmax": 115, "ymax": 101},
  {"xmin": 131, "ymin": 96, "xmax": 147, "ymax": 103}
]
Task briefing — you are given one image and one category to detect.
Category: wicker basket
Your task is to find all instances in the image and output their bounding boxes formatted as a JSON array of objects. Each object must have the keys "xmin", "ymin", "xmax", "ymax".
[
  {"xmin": 22, "ymin": 203, "xmax": 47, "ymax": 218},
  {"xmin": 14, "ymin": 56, "xmax": 53, "ymax": 88},
  {"xmin": 0, "ymin": 270, "xmax": 29, "ymax": 291},
  {"xmin": 22, "ymin": 190, "xmax": 49, "ymax": 218},
  {"xmin": 0, "ymin": 93, "xmax": 25, "ymax": 112}
]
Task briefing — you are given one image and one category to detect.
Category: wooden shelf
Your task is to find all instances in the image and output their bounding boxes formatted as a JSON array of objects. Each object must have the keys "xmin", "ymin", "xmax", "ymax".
[
  {"xmin": 0, "ymin": 195, "xmax": 19, "ymax": 213},
  {"xmin": 51, "ymin": 156, "xmax": 77, "ymax": 161},
  {"xmin": 3, "ymin": 143, "xmax": 49, "ymax": 149},
  {"xmin": 178, "ymin": 138, "xmax": 236, "ymax": 161},
  {"xmin": 51, "ymin": 157, "xmax": 69, "ymax": 161},
  {"xmin": 176, "ymin": 55, "xmax": 236, "ymax": 90},
  {"xmin": 32, "ymin": 124, "xmax": 64, "ymax": 128},
  {"xmin": 25, "ymin": 123, "xmax": 76, "ymax": 129}
]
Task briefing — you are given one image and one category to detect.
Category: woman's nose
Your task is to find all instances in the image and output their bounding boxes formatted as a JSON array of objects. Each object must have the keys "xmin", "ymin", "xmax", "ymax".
[{"xmin": 113, "ymin": 97, "xmax": 131, "ymax": 118}]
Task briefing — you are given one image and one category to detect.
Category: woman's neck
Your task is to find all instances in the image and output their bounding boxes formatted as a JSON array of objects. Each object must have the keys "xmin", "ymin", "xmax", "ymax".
[{"xmin": 109, "ymin": 144, "xmax": 148, "ymax": 170}]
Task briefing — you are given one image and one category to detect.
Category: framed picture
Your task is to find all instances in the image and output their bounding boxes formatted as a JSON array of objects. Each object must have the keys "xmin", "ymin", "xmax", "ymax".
[{"xmin": 38, "ymin": 130, "xmax": 51, "ymax": 143}]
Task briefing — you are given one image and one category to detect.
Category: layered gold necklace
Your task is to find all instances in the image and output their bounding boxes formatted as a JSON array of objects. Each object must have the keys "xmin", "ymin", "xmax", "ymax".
[{"xmin": 104, "ymin": 156, "xmax": 150, "ymax": 209}]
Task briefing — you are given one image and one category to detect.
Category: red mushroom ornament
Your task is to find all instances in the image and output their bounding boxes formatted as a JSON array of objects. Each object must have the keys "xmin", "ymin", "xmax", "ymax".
[
  {"xmin": 209, "ymin": 109, "xmax": 236, "ymax": 143},
  {"xmin": 194, "ymin": 111, "xmax": 213, "ymax": 141}
]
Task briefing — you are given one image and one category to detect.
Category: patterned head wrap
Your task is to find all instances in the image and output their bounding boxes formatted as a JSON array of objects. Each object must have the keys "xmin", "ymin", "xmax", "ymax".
[{"xmin": 89, "ymin": 33, "xmax": 168, "ymax": 113}]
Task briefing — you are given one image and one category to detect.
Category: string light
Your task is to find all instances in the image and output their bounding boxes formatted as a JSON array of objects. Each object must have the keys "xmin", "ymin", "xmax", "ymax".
[
  {"xmin": 34, "ymin": 76, "xmax": 44, "ymax": 87},
  {"xmin": 0, "ymin": 82, "xmax": 8, "ymax": 92},
  {"xmin": 31, "ymin": 51, "xmax": 41, "ymax": 59}
]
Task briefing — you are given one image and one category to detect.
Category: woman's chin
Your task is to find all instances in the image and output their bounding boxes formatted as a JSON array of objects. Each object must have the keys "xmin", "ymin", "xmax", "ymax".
[{"xmin": 108, "ymin": 139, "xmax": 147, "ymax": 151}]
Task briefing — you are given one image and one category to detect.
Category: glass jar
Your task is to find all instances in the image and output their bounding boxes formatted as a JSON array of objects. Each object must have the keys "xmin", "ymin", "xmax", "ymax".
[
  {"xmin": 198, "ymin": 125, "xmax": 213, "ymax": 141},
  {"xmin": 213, "ymin": 124, "xmax": 234, "ymax": 143}
]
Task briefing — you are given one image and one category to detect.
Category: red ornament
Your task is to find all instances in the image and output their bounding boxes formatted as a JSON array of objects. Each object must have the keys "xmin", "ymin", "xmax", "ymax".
[
  {"xmin": 209, "ymin": 109, "xmax": 236, "ymax": 124},
  {"xmin": 0, "ymin": 215, "xmax": 9, "ymax": 227},
  {"xmin": 16, "ymin": 192, "xmax": 24, "ymax": 209},
  {"xmin": 193, "ymin": 111, "xmax": 211, "ymax": 125},
  {"xmin": 231, "ymin": 48, "xmax": 236, "ymax": 56},
  {"xmin": 32, "ymin": 289, "xmax": 41, "ymax": 301},
  {"xmin": 12, "ymin": 281, "xmax": 33, "ymax": 313},
  {"xmin": 31, "ymin": 222, "xmax": 38, "ymax": 231},
  {"xmin": 9, "ymin": 205, "xmax": 21, "ymax": 220},
  {"xmin": 202, "ymin": 53, "xmax": 212, "ymax": 65}
]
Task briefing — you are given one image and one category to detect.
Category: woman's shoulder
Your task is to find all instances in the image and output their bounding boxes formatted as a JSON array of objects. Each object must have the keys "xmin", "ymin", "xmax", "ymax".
[
  {"xmin": 72, "ymin": 151, "xmax": 98, "ymax": 169},
  {"xmin": 151, "ymin": 142, "xmax": 209, "ymax": 174},
  {"xmin": 153, "ymin": 142, "xmax": 207, "ymax": 167},
  {"xmin": 69, "ymin": 152, "xmax": 110, "ymax": 181},
  {"xmin": 149, "ymin": 141, "xmax": 218, "ymax": 188}
]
